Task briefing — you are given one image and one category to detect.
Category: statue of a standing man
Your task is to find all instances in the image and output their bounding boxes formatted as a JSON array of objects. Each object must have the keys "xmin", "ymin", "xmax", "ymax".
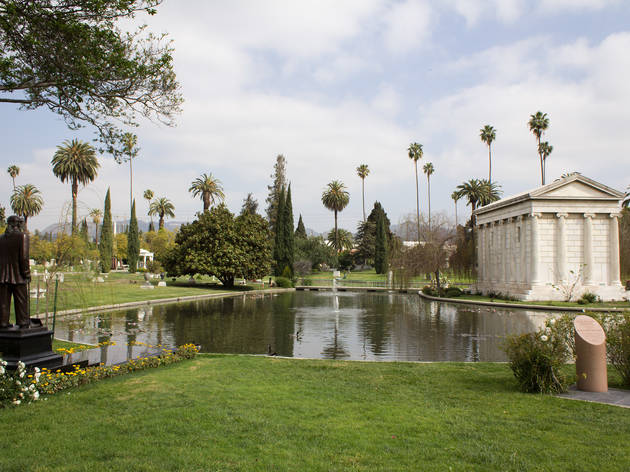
[{"xmin": 0, "ymin": 215, "xmax": 31, "ymax": 329}]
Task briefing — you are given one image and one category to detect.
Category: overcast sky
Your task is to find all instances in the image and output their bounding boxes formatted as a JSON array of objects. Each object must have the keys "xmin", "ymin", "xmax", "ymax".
[{"xmin": 2, "ymin": 0, "xmax": 630, "ymax": 234}]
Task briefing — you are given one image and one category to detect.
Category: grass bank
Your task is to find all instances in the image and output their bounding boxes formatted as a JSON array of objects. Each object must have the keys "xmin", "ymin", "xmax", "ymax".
[
  {"xmin": 1, "ymin": 355, "xmax": 628, "ymax": 471},
  {"xmin": 457, "ymin": 293, "xmax": 630, "ymax": 310}
]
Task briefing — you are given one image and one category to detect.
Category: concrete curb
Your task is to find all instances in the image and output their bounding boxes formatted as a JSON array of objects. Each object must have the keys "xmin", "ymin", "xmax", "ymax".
[
  {"xmin": 417, "ymin": 291, "xmax": 630, "ymax": 312},
  {"xmin": 36, "ymin": 287, "xmax": 295, "ymax": 319}
]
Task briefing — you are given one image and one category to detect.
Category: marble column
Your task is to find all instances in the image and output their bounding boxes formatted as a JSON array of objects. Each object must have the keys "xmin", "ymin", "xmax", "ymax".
[
  {"xmin": 518, "ymin": 216, "xmax": 526, "ymax": 284},
  {"xmin": 489, "ymin": 223, "xmax": 495, "ymax": 283},
  {"xmin": 501, "ymin": 220, "xmax": 507, "ymax": 283},
  {"xmin": 530, "ymin": 213, "xmax": 541, "ymax": 285},
  {"xmin": 556, "ymin": 213, "xmax": 568, "ymax": 283},
  {"xmin": 478, "ymin": 224, "xmax": 485, "ymax": 282},
  {"xmin": 609, "ymin": 213, "xmax": 621, "ymax": 285},
  {"xmin": 506, "ymin": 218, "xmax": 512, "ymax": 284},
  {"xmin": 583, "ymin": 213, "xmax": 594, "ymax": 285}
]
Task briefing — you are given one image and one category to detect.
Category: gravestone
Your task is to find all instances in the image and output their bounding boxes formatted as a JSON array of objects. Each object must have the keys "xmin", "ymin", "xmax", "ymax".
[{"xmin": 574, "ymin": 315, "xmax": 607, "ymax": 392}]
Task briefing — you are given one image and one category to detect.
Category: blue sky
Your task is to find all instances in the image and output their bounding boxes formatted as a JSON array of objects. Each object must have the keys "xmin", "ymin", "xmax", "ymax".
[{"xmin": 2, "ymin": 0, "xmax": 630, "ymax": 234}]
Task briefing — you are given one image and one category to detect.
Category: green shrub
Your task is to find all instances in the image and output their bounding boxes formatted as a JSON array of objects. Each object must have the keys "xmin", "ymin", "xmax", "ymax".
[
  {"xmin": 445, "ymin": 287, "xmax": 463, "ymax": 298},
  {"xmin": 275, "ymin": 277, "xmax": 293, "ymax": 288},
  {"xmin": 503, "ymin": 318, "xmax": 572, "ymax": 393},
  {"xmin": 600, "ymin": 313, "xmax": 630, "ymax": 386},
  {"xmin": 578, "ymin": 292, "xmax": 600, "ymax": 304},
  {"xmin": 281, "ymin": 265, "xmax": 293, "ymax": 279},
  {"xmin": 146, "ymin": 259, "xmax": 163, "ymax": 274},
  {"xmin": 422, "ymin": 286, "xmax": 436, "ymax": 296}
]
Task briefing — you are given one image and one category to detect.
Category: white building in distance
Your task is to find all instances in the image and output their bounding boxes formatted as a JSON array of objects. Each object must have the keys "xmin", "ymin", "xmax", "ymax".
[{"xmin": 474, "ymin": 174, "xmax": 626, "ymax": 301}]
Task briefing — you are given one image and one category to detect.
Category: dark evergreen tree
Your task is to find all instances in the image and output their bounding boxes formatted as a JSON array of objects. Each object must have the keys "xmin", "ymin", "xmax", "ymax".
[
  {"xmin": 273, "ymin": 186, "xmax": 286, "ymax": 275},
  {"xmin": 265, "ymin": 154, "xmax": 287, "ymax": 237},
  {"xmin": 148, "ymin": 221, "xmax": 155, "ymax": 232},
  {"xmin": 0, "ymin": 206, "xmax": 6, "ymax": 228},
  {"xmin": 79, "ymin": 218, "xmax": 89, "ymax": 244},
  {"xmin": 98, "ymin": 188, "xmax": 113, "ymax": 273},
  {"xmin": 295, "ymin": 214, "xmax": 307, "ymax": 239},
  {"xmin": 281, "ymin": 184, "xmax": 295, "ymax": 276},
  {"xmin": 374, "ymin": 211, "xmax": 389, "ymax": 274},
  {"xmin": 241, "ymin": 193, "xmax": 259, "ymax": 216},
  {"xmin": 356, "ymin": 202, "xmax": 392, "ymax": 265},
  {"xmin": 127, "ymin": 199, "xmax": 140, "ymax": 273}
]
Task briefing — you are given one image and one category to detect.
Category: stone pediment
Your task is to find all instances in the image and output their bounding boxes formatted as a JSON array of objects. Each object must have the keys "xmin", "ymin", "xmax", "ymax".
[{"xmin": 530, "ymin": 175, "xmax": 624, "ymax": 200}]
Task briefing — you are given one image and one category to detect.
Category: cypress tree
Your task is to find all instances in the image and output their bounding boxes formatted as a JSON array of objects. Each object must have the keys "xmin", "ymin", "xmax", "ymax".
[
  {"xmin": 295, "ymin": 214, "xmax": 307, "ymax": 239},
  {"xmin": 282, "ymin": 184, "xmax": 295, "ymax": 276},
  {"xmin": 127, "ymin": 199, "xmax": 139, "ymax": 273},
  {"xmin": 99, "ymin": 188, "xmax": 113, "ymax": 273},
  {"xmin": 374, "ymin": 211, "xmax": 388, "ymax": 274},
  {"xmin": 265, "ymin": 154, "xmax": 287, "ymax": 237},
  {"xmin": 148, "ymin": 221, "xmax": 155, "ymax": 232},
  {"xmin": 79, "ymin": 218, "xmax": 89, "ymax": 244},
  {"xmin": 273, "ymin": 186, "xmax": 286, "ymax": 275}
]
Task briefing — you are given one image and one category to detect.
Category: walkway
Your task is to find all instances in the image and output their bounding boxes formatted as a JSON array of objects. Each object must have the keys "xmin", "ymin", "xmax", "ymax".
[{"xmin": 558, "ymin": 386, "xmax": 630, "ymax": 408}]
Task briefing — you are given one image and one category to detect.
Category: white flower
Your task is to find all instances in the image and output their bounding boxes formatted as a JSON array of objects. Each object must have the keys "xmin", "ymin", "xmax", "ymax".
[
  {"xmin": 18, "ymin": 392, "xmax": 24, "ymax": 398},
  {"xmin": 540, "ymin": 334, "xmax": 549, "ymax": 342},
  {"xmin": 29, "ymin": 384, "xmax": 36, "ymax": 392},
  {"xmin": 33, "ymin": 391, "xmax": 39, "ymax": 400},
  {"xmin": 34, "ymin": 367, "xmax": 40, "ymax": 373},
  {"xmin": 15, "ymin": 380, "xmax": 21, "ymax": 386},
  {"xmin": 19, "ymin": 371, "xmax": 25, "ymax": 378},
  {"xmin": 12, "ymin": 400, "xmax": 20, "ymax": 405},
  {"xmin": 549, "ymin": 318, "xmax": 556, "ymax": 325},
  {"xmin": 0, "ymin": 366, "xmax": 4, "ymax": 375},
  {"xmin": 17, "ymin": 361, "xmax": 25, "ymax": 368}
]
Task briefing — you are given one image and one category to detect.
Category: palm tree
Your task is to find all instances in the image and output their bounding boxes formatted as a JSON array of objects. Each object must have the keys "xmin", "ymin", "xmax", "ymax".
[
  {"xmin": 356, "ymin": 164, "xmax": 370, "ymax": 222},
  {"xmin": 144, "ymin": 189, "xmax": 154, "ymax": 230},
  {"xmin": 189, "ymin": 173, "xmax": 225, "ymax": 212},
  {"xmin": 455, "ymin": 178, "xmax": 502, "ymax": 241},
  {"xmin": 321, "ymin": 180, "xmax": 350, "ymax": 252},
  {"xmin": 407, "ymin": 142, "xmax": 423, "ymax": 241},
  {"xmin": 423, "ymin": 162, "xmax": 434, "ymax": 231},
  {"xmin": 327, "ymin": 228, "xmax": 354, "ymax": 252},
  {"xmin": 528, "ymin": 111, "xmax": 550, "ymax": 185},
  {"xmin": 51, "ymin": 139, "xmax": 100, "ymax": 233},
  {"xmin": 121, "ymin": 132, "xmax": 139, "ymax": 210},
  {"xmin": 480, "ymin": 125, "xmax": 496, "ymax": 182},
  {"xmin": 539, "ymin": 141, "xmax": 553, "ymax": 182},
  {"xmin": 89, "ymin": 208, "xmax": 103, "ymax": 244},
  {"xmin": 10, "ymin": 184, "xmax": 43, "ymax": 230},
  {"xmin": 451, "ymin": 191, "xmax": 460, "ymax": 227},
  {"xmin": 149, "ymin": 197, "xmax": 175, "ymax": 230},
  {"xmin": 7, "ymin": 165, "xmax": 19, "ymax": 189}
]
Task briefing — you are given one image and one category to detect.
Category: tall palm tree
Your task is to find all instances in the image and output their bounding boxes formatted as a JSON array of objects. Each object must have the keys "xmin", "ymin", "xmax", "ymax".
[
  {"xmin": 321, "ymin": 180, "xmax": 350, "ymax": 252},
  {"xmin": 480, "ymin": 125, "xmax": 496, "ymax": 182},
  {"xmin": 356, "ymin": 164, "xmax": 370, "ymax": 222},
  {"xmin": 539, "ymin": 141, "xmax": 553, "ymax": 182},
  {"xmin": 528, "ymin": 111, "xmax": 550, "ymax": 185},
  {"xmin": 149, "ymin": 197, "xmax": 175, "ymax": 229},
  {"xmin": 51, "ymin": 139, "xmax": 100, "ymax": 233},
  {"xmin": 7, "ymin": 165, "xmax": 19, "ymax": 190},
  {"xmin": 188, "ymin": 173, "xmax": 225, "ymax": 212},
  {"xmin": 455, "ymin": 178, "xmax": 502, "ymax": 242},
  {"xmin": 143, "ymin": 189, "xmax": 154, "ymax": 230},
  {"xmin": 407, "ymin": 142, "xmax": 423, "ymax": 241},
  {"xmin": 121, "ymin": 132, "xmax": 139, "ymax": 210},
  {"xmin": 451, "ymin": 191, "xmax": 460, "ymax": 227},
  {"xmin": 89, "ymin": 208, "xmax": 103, "ymax": 244},
  {"xmin": 10, "ymin": 184, "xmax": 43, "ymax": 230},
  {"xmin": 423, "ymin": 162, "xmax": 434, "ymax": 231}
]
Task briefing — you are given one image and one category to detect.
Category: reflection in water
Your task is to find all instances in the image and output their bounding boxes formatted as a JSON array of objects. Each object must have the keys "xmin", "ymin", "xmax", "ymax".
[{"xmin": 54, "ymin": 292, "xmax": 547, "ymax": 362}]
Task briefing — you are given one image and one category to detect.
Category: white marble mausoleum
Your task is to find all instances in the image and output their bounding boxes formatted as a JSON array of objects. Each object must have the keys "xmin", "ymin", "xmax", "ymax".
[{"xmin": 474, "ymin": 174, "xmax": 626, "ymax": 301}]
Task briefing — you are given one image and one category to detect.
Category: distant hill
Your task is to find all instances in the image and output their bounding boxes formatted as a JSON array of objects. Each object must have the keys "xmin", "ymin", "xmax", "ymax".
[{"xmin": 39, "ymin": 219, "xmax": 185, "ymax": 238}]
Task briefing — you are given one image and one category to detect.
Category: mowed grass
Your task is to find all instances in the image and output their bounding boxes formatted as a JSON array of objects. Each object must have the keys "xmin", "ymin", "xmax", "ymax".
[
  {"xmin": 457, "ymin": 294, "xmax": 630, "ymax": 309},
  {"xmin": 2, "ymin": 356, "xmax": 629, "ymax": 471}
]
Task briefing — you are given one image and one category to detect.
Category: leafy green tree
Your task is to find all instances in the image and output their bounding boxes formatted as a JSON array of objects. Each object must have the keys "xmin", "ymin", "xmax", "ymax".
[
  {"xmin": 240, "ymin": 193, "xmax": 258, "ymax": 216},
  {"xmin": 99, "ymin": 188, "xmax": 113, "ymax": 272},
  {"xmin": 7, "ymin": 165, "xmax": 19, "ymax": 189},
  {"xmin": 127, "ymin": 199, "xmax": 140, "ymax": 272},
  {"xmin": 79, "ymin": 218, "xmax": 89, "ymax": 244},
  {"xmin": 423, "ymin": 162, "xmax": 434, "ymax": 231},
  {"xmin": 149, "ymin": 197, "xmax": 175, "ymax": 229},
  {"xmin": 326, "ymin": 228, "xmax": 353, "ymax": 252},
  {"xmin": 295, "ymin": 214, "xmax": 307, "ymax": 239},
  {"xmin": 10, "ymin": 183, "xmax": 43, "ymax": 230},
  {"xmin": 0, "ymin": 206, "xmax": 5, "ymax": 229},
  {"xmin": 356, "ymin": 164, "xmax": 370, "ymax": 222},
  {"xmin": 321, "ymin": 180, "xmax": 350, "ymax": 252},
  {"xmin": 0, "ymin": 1, "xmax": 183, "ymax": 154},
  {"xmin": 89, "ymin": 208, "xmax": 102, "ymax": 244},
  {"xmin": 114, "ymin": 233, "xmax": 128, "ymax": 262},
  {"xmin": 528, "ymin": 111, "xmax": 550, "ymax": 185},
  {"xmin": 273, "ymin": 186, "xmax": 286, "ymax": 275},
  {"xmin": 163, "ymin": 204, "xmax": 271, "ymax": 287},
  {"xmin": 295, "ymin": 236, "xmax": 337, "ymax": 270},
  {"xmin": 265, "ymin": 154, "xmax": 287, "ymax": 237},
  {"xmin": 407, "ymin": 142, "xmax": 423, "ymax": 240},
  {"xmin": 356, "ymin": 202, "xmax": 392, "ymax": 265},
  {"xmin": 51, "ymin": 138, "xmax": 100, "ymax": 233},
  {"xmin": 480, "ymin": 125, "xmax": 496, "ymax": 182},
  {"xmin": 374, "ymin": 211, "xmax": 388, "ymax": 274},
  {"xmin": 189, "ymin": 173, "xmax": 225, "ymax": 212},
  {"xmin": 143, "ymin": 189, "xmax": 154, "ymax": 230}
]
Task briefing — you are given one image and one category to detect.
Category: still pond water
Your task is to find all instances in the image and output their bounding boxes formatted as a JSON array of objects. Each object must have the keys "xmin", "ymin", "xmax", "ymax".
[{"xmin": 55, "ymin": 291, "xmax": 549, "ymax": 362}]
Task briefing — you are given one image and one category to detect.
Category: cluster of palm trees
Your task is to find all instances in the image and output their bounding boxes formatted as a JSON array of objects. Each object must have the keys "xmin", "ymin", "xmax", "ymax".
[{"xmin": 6, "ymin": 164, "xmax": 44, "ymax": 230}]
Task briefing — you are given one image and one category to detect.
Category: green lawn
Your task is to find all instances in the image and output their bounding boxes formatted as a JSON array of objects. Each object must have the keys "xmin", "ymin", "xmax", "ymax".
[
  {"xmin": 1, "ymin": 355, "xmax": 628, "ymax": 471},
  {"xmin": 457, "ymin": 294, "xmax": 630, "ymax": 309},
  {"xmin": 304, "ymin": 269, "xmax": 475, "ymax": 286}
]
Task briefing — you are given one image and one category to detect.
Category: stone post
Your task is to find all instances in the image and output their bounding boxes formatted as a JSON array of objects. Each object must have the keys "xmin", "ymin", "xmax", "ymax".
[
  {"xmin": 530, "ymin": 213, "xmax": 541, "ymax": 285},
  {"xmin": 556, "ymin": 213, "xmax": 568, "ymax": 283},
  {"xmin": 583, "ymin": 213, "xmax": 594, "ymax": 285},
  {"xmin": 609, "ymin": 213, "xmax": 621, "ymax": 286},
  {"xmin": 574, "ymin": 315, "xmax": 608, "ymax": 392}
]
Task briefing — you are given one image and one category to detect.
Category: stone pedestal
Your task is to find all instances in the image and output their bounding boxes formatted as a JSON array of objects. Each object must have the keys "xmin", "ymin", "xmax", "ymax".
[
  {"xmin": 574, "ymin": 315, "xmax": 608, "ymax": 393},
  {"xmin": 0, "ymin": 319, "xmax": 63, "ymax": 370}
]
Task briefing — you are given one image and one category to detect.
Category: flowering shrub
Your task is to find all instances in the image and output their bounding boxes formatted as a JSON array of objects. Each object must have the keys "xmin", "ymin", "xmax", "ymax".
[
  {"xmin": 0, "ymin": 361, "xmax": 42, "ymax": 408},
  {"xmin": 503, "ymin": 318, "xmax": 572, "ymax": 393},
  {"xmin": 1, "ymin": 344, "xmax": 199, "ymax": 406}
]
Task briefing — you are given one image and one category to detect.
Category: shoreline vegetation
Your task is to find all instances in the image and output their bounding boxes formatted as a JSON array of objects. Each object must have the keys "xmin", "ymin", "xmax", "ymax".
[{"xmin": 1, "ymin": 356, "xmax": 629, "ymax": 471}]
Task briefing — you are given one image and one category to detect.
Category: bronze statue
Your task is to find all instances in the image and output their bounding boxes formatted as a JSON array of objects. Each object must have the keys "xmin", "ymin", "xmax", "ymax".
[{"xmin": 0, "ymin": 215, "xmax": 31, "ymax": 329}]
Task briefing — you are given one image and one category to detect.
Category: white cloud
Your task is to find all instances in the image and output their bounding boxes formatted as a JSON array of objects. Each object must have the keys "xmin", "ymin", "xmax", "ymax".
[
  {"xmin": 538, "ymin": 0, "xmax": 620, "ymax": 13},
  {"xmin": 444, "ymin": 0, "xmax": 523, "ymax": 26},
  {"xmin": 382, "ymin": 0, "xmax": 433, "ymax": 54}
]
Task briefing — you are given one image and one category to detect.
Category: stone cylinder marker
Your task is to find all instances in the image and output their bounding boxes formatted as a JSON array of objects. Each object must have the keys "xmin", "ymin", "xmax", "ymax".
[{"xmin": 574, "ymin": 315, "xmax": 607, "ymax": 392}]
